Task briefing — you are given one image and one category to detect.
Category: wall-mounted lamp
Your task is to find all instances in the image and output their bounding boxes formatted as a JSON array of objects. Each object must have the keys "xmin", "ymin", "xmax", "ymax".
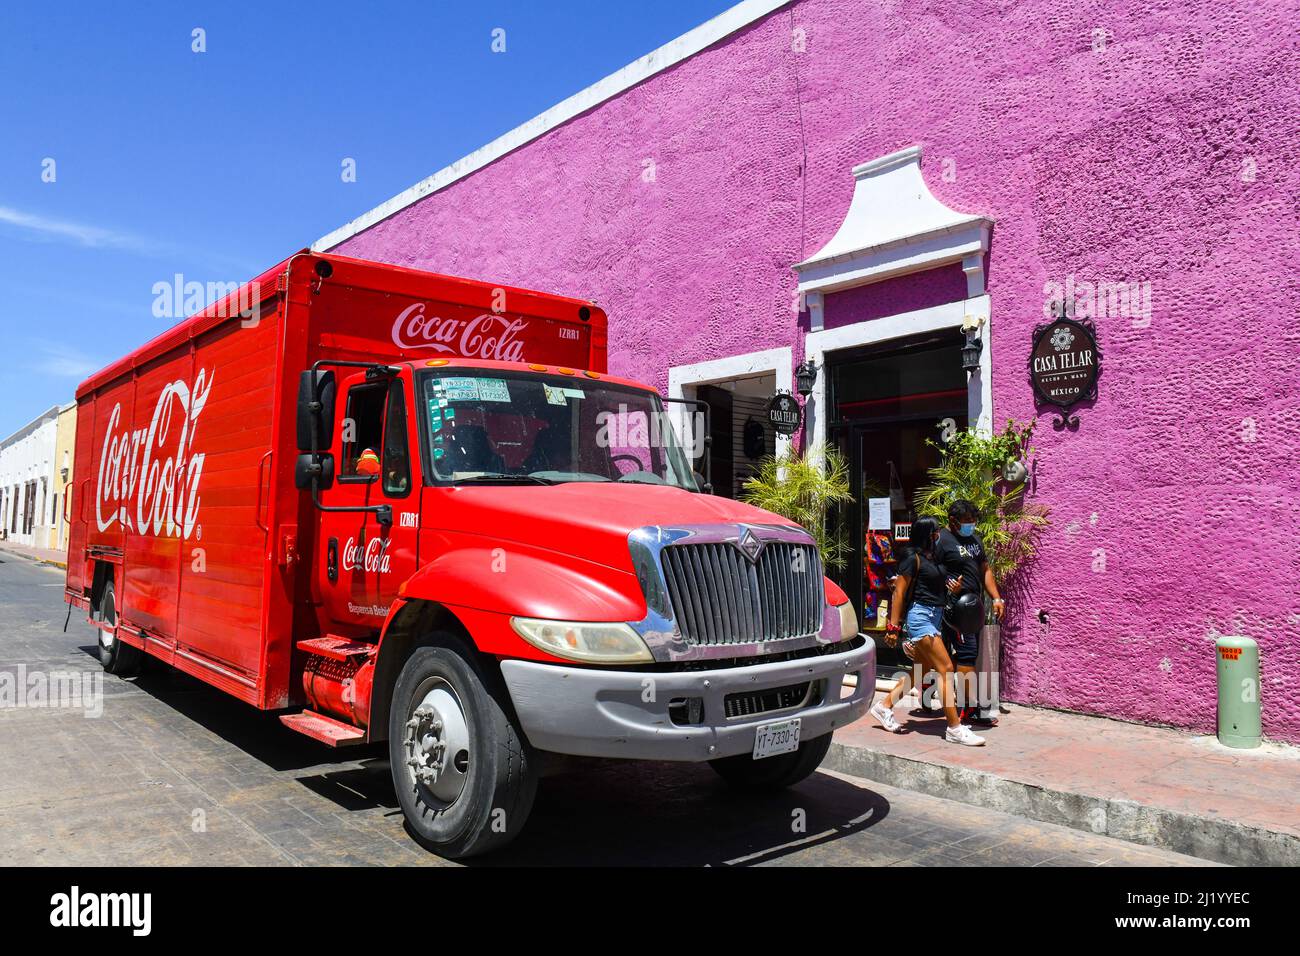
[
  {"xmin": 795, "ymin": 359, "xmax": 818, "ymax": 398},
  {"xmin": 961, "ymin": 328, "xmax": 983, "ymax": 373}
]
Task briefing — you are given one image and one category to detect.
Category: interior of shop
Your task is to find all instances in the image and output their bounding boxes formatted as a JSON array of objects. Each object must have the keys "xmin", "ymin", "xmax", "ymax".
[{"xmin": 826, "ymin": 328, "xmax": 969, "ymax": 673}]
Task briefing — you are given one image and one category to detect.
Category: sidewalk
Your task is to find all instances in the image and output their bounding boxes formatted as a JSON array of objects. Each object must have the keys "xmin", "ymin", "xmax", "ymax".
[
  {"xmin": 0, "ymin": 539, "xmax": 68, "ymax": 569},
  {"xmin": 825, "ymin": 691, "xmax": 1300, "ymax": 866}
]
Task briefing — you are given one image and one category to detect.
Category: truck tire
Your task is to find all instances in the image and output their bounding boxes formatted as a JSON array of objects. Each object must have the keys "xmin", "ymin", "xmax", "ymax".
[
  {"xmin": 388, "ymin": 639, "xmax": 538, "ymax": 859},
  {"xmin": 708, "ymin": 731, "xmax": 833, "ymax": 791},
  {"xmin": 96, "ymin": 579, "xmax": 142, "ymax": 676}
]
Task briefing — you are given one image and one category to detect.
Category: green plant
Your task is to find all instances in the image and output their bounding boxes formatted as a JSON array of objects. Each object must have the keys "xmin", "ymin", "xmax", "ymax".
[
  {"xmin": 913, "ymin": 419, "xmax": 1050, "ymax": 584},
  {"xmin": 741, "ymin": 445, "xmax": 853, "ymax": 571}
]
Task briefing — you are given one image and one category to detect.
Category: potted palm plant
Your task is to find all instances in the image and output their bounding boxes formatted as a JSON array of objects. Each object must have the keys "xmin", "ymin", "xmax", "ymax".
[
  {"xmin": 740, "ymin": 445, "xmax": 853, "ymax": 571},
  {"xmin": 913, "ymin": 419, "xmax": 1049, "ymax": 713}
]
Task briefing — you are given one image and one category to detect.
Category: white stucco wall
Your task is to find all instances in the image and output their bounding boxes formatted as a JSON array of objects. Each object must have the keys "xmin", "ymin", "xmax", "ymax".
[{"xmin": 0, "ymin": 406, "xmax": 61, "ymax": 548}]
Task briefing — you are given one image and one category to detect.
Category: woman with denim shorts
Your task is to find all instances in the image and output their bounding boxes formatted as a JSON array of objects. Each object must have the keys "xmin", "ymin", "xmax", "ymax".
[{"xmin": 869, "ymin": 517, "xmax": 985, "ymax": 746}]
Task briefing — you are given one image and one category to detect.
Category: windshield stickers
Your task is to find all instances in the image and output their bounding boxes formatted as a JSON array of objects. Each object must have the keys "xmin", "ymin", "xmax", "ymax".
[
  {"xmin": 543, "ymin": 384, "xmax": 585, "ymax": 405},
  {"xmin": 441, "ymin": 377, "xmax": 480, "ymax": 401},
  {"xmin": 478, "ymin": 379, "xmax": 511, "ymax": 402},
  {"xmin": 437, "ymin": 377, "xmax": 511, "ymax": 403}
]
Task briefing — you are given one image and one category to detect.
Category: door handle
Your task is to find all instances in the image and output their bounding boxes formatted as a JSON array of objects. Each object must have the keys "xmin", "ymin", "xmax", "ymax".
[{"xmin": 327, "ymin": 537, "xmax": 338, "ymax": 583}]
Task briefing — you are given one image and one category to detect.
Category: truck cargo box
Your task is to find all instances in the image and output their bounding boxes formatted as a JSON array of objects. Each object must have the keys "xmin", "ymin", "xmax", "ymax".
[{"xmin": 66, "ymin": 251, "xmax": 607, "ymax": 708}]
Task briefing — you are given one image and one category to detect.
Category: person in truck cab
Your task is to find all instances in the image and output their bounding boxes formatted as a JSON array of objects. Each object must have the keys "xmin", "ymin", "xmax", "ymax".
[
  {"xmin": 446, "ymin": 424, "xmax": 505, "ymax": 475},
  {"xmin": 523, "ymin": 425, "xmax": 571, "ymax": 474}
]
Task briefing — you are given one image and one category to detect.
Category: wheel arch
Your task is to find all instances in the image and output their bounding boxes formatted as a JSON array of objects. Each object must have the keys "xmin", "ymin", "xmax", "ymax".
[
  {"xmin": 369, "ymin": 599, "xmax": 476, "ymax": 742},
  {"xmin": 90, "ymin": 561, "xmax": 114, "ymax": 615}
]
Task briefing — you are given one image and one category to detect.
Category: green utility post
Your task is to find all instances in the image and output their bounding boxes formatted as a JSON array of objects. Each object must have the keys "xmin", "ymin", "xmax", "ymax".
[{"xmin": 1216, "ymin": 636, "xmax": 1260, "ymax": 749}]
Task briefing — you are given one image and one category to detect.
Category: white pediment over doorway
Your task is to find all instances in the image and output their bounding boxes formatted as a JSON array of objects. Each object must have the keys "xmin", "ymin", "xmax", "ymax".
[{"xmin": 793, "ymin": 146, "xmax": 992, "ymax": 329}]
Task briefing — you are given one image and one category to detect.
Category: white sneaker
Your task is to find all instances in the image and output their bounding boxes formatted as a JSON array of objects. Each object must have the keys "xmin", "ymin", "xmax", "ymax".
[
  {"xmin": 945, "ymin": 723, "xmax": 986, "ymax": 746},
  {"xmin": 870, "ymin": 701, "xmax": 902, "ymax": 733}
]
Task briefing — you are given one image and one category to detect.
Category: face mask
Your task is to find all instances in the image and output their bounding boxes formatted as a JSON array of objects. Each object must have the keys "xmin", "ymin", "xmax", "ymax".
[{"xmin": 958, "ymin": 522, "xmax": 976, "ymax": 537}]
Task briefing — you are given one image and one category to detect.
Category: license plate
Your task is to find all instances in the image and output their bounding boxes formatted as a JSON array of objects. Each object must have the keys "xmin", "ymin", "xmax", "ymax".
[{"xmin": 752, "ymin": 718, "xmax": 801, "ymax": 760}]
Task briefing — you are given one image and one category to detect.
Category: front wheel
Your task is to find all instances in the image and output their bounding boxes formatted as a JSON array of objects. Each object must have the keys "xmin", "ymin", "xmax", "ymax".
[
  {"xmin": 708, "ymin": 732, "xmax": 833, "ymax": 791},
  {"xmin": 388, "ymin": 638, "xmax": 538, "ymax": 859},
  {"xmin": 96, "ymin": 579, "xmax": 141, "ymax": 676}
]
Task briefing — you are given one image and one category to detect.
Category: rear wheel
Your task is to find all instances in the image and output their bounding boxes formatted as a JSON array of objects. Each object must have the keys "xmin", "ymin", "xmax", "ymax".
[
  {"xmin": 388, "ymin": 637, "xmax": 538, "ymax": 859},
  {"xmin": 96, "ymin": 579, "xmax": 141, "ymax": 676},
  {"xmin": 708, "ymin": 732, "xmax": 833, "ymax": 791}
]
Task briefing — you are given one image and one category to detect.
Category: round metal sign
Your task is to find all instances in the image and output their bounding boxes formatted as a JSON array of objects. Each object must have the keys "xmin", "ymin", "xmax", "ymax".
[
  {"xmin": 767, "ymin": 393, "xmax": 801, "ymax": 436},
  {"xmin": 1029, "ymin": 318, "xmax": 1100, "ymax": 409}
]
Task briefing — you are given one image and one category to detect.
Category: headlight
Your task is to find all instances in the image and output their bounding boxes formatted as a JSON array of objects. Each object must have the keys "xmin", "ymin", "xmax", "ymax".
[
  {"xmin": 837, "ymin": 600, "xmax": 859, "ymax": 640},
  {"xmin": 509, "ymin": 617, "xmax": 653, "ymax": 664}
]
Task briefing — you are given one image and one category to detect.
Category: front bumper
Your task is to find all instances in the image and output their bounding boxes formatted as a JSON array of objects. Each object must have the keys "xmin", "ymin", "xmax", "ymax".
[{"xmin": 500, "ymin": 637, "xmax": 875, "ymax": 761}]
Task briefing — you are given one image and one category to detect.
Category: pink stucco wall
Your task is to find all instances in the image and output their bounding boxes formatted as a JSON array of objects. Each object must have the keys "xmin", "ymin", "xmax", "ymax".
[{"xmin": 334, "ymin": 0, "xmax": 1300, "ymax": 741}]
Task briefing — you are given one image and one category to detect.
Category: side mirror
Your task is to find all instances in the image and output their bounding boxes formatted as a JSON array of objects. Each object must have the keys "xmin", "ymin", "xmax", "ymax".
[
  {"xmin": 295, "ymin": 453, "xmax": 334, "ymax": 490},
  {"xmin": 296, "ymin": 370, "xmax": 336, "ymax": 451},
  {"xmin": 692, "ymin": 471, "xmax": 713, "ymax": 495}
]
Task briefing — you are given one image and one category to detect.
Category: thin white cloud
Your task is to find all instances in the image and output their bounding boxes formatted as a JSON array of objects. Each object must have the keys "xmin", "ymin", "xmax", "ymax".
[
  {"xmin": 0, "ymin": 204, "xmax": 265, "ymax": 276},
  {"xmin": 0, "ymin": 205, "xmax": 173, "ymax": 256},
  {"xmin": 30, "ymin": 341, "xmax": 104, "ymax": 380}
]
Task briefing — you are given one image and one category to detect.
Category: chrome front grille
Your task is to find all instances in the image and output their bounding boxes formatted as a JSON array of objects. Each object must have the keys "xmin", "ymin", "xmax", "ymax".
[{"xmin": 659, "ymin": 540, "xmax": 823, "ymax": 647}]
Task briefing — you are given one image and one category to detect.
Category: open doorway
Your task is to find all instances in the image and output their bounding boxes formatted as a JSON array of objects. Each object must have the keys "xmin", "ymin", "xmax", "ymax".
[
  {"xmin": 693, "ymin": 375, "xmax": 777, "ymax": 499},
  {"xmin": 826, "ymin": 328, "xmax": 969, "ymax": 671}
]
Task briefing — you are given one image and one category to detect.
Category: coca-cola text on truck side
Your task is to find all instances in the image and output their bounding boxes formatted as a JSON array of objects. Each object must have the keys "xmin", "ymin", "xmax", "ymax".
[{"xmin": 65, "ymin": 251, "xmax": 876, "ymax": 857}]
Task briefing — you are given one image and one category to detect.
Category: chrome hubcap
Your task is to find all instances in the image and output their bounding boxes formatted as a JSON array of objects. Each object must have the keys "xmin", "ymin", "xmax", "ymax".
[{"xmin": 402, "ymin": 679, "xmax": 470, "ymax": 806}]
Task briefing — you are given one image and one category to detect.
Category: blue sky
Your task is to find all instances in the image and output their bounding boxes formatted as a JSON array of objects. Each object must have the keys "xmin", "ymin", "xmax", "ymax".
[{"xmin": 0, "ymin": 0, "xmax": 734, "ymax": 438}]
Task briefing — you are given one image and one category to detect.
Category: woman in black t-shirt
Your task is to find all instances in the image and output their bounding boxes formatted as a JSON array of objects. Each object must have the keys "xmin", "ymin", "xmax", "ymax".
[
  {"xmin": 935, "ymin": 499, "xmax": 1006, "ymax": 727},
  {"xmin": 869, "ymin": 518, "xmax": 986, "ymax": 745}
]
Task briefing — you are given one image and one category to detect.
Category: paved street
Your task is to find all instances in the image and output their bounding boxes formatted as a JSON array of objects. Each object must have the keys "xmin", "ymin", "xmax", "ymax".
[{"xmin": 0, "ymin": 553, "xmax": 1212, "ymax": 867}]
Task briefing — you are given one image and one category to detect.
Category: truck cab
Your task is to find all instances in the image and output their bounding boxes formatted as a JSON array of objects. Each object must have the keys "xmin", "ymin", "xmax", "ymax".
[{"xmin": 295, "ymin": 354, "xmax": 875, "ymax": 857}]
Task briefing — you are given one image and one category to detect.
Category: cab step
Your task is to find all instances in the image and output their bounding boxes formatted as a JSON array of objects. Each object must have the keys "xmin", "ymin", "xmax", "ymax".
[
  {"xmin": 280, "ymin": 710, "xmax": 367, "ymax": 747},
  {"xmin": 296, "ymin": 635, "xmax": 374, "ymax": 662}
]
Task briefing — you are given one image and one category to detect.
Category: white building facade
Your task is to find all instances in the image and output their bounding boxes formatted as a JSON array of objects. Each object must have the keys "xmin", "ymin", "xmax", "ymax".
[{"xmin": 0, "ymin": 405, "xmax": 61, "ymax": 548}]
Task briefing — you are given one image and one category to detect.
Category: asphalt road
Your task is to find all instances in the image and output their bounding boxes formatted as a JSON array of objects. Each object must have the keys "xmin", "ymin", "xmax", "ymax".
[{"xmin": 0, "ymin": 549, "xmax": 1211, "ymax": 867}]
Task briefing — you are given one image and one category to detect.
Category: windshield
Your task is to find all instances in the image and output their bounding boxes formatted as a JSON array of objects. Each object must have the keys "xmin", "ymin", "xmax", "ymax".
[{"xmin": 419, "ymin": 370, "xmax": 698, "ymax": 489}]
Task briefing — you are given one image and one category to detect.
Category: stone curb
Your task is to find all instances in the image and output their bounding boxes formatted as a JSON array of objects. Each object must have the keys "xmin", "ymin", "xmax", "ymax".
[{"xmin": 826, "ymin": 741, "xmax": 1299, "ymax": 867}]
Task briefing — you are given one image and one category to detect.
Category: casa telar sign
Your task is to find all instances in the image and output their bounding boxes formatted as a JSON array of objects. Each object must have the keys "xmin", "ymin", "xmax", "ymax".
[{"xmin": 1029, "ymin": 318, "xmax": 1101, "ymax": 428}]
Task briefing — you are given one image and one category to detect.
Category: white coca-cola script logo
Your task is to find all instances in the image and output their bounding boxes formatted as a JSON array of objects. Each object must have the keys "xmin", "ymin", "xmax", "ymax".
[
  {"xmin": 391, "ymin": 303, "xmax": 527, "ymax": 362},
  {"xmin": 97, "ymin": 369, "xmax": 215, "ymax": 540},
  {"xmin": 342, "ymin": 536, "xmax": 392, "ymax": 574}
]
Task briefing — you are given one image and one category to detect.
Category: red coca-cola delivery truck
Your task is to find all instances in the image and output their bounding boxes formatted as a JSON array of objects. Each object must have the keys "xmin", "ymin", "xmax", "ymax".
[{"xmin": 65, "ymin": 250, "xmax": 875, "ymax": 857}]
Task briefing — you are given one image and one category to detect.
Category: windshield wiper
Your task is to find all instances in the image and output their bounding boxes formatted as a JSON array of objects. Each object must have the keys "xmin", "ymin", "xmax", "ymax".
[{"xmin": 452, "ymin": 473, "xmax": 556, "ymax": 485}]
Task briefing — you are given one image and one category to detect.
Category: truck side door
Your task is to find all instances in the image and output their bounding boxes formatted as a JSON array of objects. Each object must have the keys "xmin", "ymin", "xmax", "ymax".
[{"xmin": 316, "ymin": 371, "xmax": 419, "ymax": 629}]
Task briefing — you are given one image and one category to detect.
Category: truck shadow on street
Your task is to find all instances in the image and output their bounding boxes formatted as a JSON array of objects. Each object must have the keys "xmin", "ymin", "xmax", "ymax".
[
  {"xmin": 475, "ymin": 761, "xmax": 892, "ymax": 867},
  {"xmin": 88, "ymin": 649, "xmax": 389, "ymax": 773},
  {"xmin": 103, "ymin": 649, "xmax": 892, "ymax": 865}
]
